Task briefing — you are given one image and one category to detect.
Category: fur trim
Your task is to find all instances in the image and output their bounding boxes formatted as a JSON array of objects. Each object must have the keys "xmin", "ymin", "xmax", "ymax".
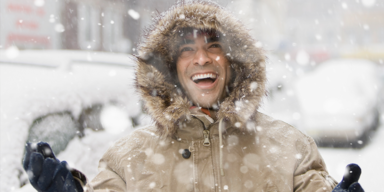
[{"xmin": 135, "ymin": 0, "xmax": 266, "ymax": 136}]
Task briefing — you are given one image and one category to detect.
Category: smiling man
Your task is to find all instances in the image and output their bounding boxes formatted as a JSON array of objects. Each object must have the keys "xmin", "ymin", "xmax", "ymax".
[
  {"xmin": 86, "ymin": 2, "xmax": 341, "ymax": 191},
  {"xmin": 176, "ymin": 29, "xmax": 231, "ymax": 108},
  {"xmin": 22, "ymin": 1, "xmax": 365, "ymax": 192}
]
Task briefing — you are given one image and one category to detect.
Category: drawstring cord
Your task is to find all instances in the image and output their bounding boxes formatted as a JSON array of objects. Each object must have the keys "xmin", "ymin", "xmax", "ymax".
[
  {"xmin": 192, "ymin": 114, "xmax": 225, "ymax": 176},
  {"xmin": 219, "ymin": 118, "xmax": 224, "ymax": 176}
]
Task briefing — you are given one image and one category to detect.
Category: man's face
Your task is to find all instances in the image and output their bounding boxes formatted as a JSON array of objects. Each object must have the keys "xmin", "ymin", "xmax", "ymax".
[{"xmin": 176, "ymin": 31, "xmax": 231, "ymax": 108}]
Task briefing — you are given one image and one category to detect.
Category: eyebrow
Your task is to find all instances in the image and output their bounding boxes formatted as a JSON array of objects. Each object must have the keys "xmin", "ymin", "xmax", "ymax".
[
  {"xmin": 178, "ymin": 36, "xmax": 221, "ymax": 46},
  {"xmin": 206, "ymin": 36, "xmax": 220, "ymax": 43}
]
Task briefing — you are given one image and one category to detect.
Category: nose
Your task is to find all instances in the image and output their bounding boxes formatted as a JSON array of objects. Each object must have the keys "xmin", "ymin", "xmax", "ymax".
[{"xmin": 193, "ymin": 49, "xmax": 212, "ymax": 66}]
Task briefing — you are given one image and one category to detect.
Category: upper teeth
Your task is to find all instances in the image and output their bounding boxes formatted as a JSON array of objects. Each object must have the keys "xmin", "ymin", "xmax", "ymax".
[{"xmin": 192, "ymin": 73, "xmax": 217, "ymax": 81}]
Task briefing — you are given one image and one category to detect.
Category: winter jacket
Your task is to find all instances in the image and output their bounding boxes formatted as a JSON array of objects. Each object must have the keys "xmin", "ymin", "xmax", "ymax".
[{"xmin": 85, "ymin": 1, "xmax": 338, "ymax": 191}]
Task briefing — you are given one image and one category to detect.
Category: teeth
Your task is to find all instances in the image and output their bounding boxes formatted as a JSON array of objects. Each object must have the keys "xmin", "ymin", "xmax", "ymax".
[{"xmin": 192, "ymin": 73, "xmax": 217, "ymax": 81}]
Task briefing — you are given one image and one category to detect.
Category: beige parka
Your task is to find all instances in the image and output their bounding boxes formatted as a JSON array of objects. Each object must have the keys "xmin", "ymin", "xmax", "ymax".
[{"xmin": 85, "ymin": 1, "xmax": 338, "ymax": 191}]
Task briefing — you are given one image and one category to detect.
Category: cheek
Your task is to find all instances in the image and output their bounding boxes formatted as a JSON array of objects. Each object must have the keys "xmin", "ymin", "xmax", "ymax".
[
  {"xmin": 226, "ymin": 65, "xmax": 232, "ymax": 84},
  {"xmin": 218, "ymin": 59, "xmax": 231, "ymax": 84},
  {"xmin": 176, "ymin": 62, "xmax": 183, "ymax": 79},
  {"xmin": 176, "ymin": 61, "xmax": 189, "ymax": 85},
  {"xmin": 176, "ymin": 66, "xmax": 181, "ymax": 80}
]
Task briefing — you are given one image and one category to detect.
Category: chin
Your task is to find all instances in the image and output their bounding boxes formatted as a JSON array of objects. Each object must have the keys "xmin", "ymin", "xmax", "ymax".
[
  {"xmin": 188, "ymin": 90, "xmax": 225, "ymax": 108},
  {"xmin": 197, "ymin": 103, "xmax": 213, "ymax": 108},
  {"xmin": 192, "ymin": 98, "xmax": 217, "ymax": 108}
]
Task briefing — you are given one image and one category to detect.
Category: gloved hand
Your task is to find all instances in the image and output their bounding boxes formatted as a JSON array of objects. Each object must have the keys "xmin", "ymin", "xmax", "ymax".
[
  {"xmin": 332, "ymin": 163, "xmax": 364, "ymax": 192},
  {"xmin": 23, "ymin": 142, "xmax": 83, "ymax": 192}
]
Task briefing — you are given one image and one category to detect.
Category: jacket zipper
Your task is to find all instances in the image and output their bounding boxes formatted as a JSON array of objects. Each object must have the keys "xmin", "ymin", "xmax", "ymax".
[
  {"xmin": 203, "ymin": 130, "xmax": 210, "ymax": 146},
  {"xmin": 193, "ymin": 116, "xmax": 211, "ymax": 147}
]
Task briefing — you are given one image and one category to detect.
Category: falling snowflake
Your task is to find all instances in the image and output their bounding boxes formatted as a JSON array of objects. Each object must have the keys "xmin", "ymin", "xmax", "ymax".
[
  {"xmin": 34, "ymin": 0, "xmax": 44, "ymax": 7},
  {"xmin": 342, "ymin": 2, "xmax": 348, "ymax": 9},
  {"xmin": 296, "ymin": 50, "xmax": 309, "ymax": 66},
  {"xmin": 250, "ymin": 82, "xmax": 258, "ymax": 91},
  {"xmin": 361, "ymin": 0, "xmax": 376, "ymax": 7},
  {"xmin": 151, "ymin": 153, "xmax": 165, "ymax": 165},
  {"xmin": 128, "ymin": 9, "xmax": 140, "ymax": 20},
  {"xmin": 149, "ymin": 182, "xmax": 156, "ymax": 188},
  {"xmin": 5, "ymin": 46, "xmax": 20, "ymax": 59},
  {"xmin": 244, "ymin": 180, "xmax": 253, "ymax": 188},
  {"xmin": 145, "ymin": 148, "xmax": 154, "ymax": 156},
  {"xmin": 240, "ymin": 166, "xmax": 249, "ymax": 173}
]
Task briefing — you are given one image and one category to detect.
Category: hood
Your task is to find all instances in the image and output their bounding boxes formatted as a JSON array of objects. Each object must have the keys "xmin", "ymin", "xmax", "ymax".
[{"xmin": 135, "ymin": 1, "xmax": 266, "ymax": 136}]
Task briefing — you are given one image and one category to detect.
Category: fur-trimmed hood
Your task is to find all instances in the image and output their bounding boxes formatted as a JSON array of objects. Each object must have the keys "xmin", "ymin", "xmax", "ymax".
[{"xmin": 135, "ymin": 1, "xmax": 267, "ymax": 136}]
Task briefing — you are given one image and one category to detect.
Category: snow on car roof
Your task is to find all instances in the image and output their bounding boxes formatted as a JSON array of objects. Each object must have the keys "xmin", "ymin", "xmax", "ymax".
[
  {"xmin": 294, "ymin": 59, "xmax": 380, "ymax": 114},
  {"xmin": 0, "ymin": 50, "xmax": 136, "ymax": 68}
]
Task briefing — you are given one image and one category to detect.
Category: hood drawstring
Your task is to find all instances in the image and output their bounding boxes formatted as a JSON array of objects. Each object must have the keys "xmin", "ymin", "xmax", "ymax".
[{"xmin": 219, "ymin": 118, "xmax": 225, "ymax": 176}]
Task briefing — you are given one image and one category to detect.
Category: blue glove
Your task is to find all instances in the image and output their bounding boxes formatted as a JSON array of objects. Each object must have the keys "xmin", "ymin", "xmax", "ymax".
[
  {"xmin": 23, "ymin": 142, "xmax": 83, "ymax": 192},
  {"xmin": 332, "ymin": 163, "xmax": 364, "ymax": 192}
]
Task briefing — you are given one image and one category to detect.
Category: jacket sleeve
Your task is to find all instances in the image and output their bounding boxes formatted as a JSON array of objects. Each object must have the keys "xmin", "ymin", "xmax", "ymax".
[
  {"xmin": 84, "ymin": 132, "xmax": 139, "ymax": 192},
  {"xmin": 84, "ymin": 158, "xmax": 127, "ymax": 192},
  {"xmin": 84, "ymin": 129, "xmax": 148, "ymax": 192},
  {"xmin": 293, "ymin": 135, "xmax": 338, "ymax": 192}
]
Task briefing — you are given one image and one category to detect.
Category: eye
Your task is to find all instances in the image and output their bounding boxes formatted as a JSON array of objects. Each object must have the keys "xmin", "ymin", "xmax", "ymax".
[
  {"xmin": 180, "ymin": 47, "xmax": 194, "ymax": 53},
  {"xmin": 209, "ymin": 43, "xmax": 222, "ymax": 49}
]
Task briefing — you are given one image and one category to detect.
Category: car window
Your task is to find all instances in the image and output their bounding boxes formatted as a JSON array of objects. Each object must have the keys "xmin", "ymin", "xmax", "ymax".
[
  {"xmin": 79, "ymin": 104, "xmax": 104, "ymax": 133},
  {"xmin": 26, "ymin": 112, "xmax": 80, "ymax": 156}
]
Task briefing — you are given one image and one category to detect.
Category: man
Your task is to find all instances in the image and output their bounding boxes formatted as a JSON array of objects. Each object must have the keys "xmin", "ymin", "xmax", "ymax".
[{"xmin": 23, "ymin": 1, "xmax": 364, "ymax": 191}]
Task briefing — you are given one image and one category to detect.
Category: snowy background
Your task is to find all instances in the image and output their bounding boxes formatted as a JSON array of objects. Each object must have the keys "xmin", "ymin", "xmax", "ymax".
[{"xmin": 1, "ymin": 0, "xmax": 384, "ymax": 191}]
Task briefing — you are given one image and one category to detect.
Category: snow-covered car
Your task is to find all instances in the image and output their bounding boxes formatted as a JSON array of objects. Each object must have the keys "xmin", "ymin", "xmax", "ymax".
[
  {"xmin": 0, "ymin": 49, "xmax": 149, "ymax": 191},
  {"xmin": 260, "ymin": 55, "xmax": 302, "ymax": 128},
  {"xmin": 294, "ymin": 59, "xmax": 381, "ymax": 148}
]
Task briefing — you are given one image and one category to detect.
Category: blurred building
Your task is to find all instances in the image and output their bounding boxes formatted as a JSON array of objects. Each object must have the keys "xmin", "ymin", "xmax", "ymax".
[
  {"xmin": 283, "ymin": 0, "xmax": 384, "ymax": 63},
  {"xmin": 339, "ymin": 1, "xmax": 384, "ymax": 62},
  {"xmin": 232, "ymin": 0, "xmax": 384, "ymax": 63},
  {"xmin": 0, "ymin": 0, "xmax": 61, "ymax": 49},
  {"xmin": 61, "ymin": 0, "xmax": 131, "ymax": 53},
  {"xmin": 9, "ymin": 0, "xmax": 381, "ymax": 60},
  {"xmin": 230, "ymin": 0, "xmax": 287, "ymax": 50},
  {"xmin": 0, "ymin": 0, "xmax": 131, "ymax": 52},
  {"xmin": 1, "ymin": 0, "xmax": 233, "ymax": 54}
]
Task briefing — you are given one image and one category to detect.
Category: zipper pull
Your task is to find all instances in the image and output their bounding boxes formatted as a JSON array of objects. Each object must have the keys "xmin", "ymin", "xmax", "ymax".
[{"xmin": 203, "ymin": 130, "xmax": 210, "ymax": 146}]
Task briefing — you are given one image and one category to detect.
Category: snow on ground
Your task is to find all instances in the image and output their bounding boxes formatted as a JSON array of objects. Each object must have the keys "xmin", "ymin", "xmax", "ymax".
[{"xmin": 319, "ymin": 117, "xmax": 384, "ymax": 192}]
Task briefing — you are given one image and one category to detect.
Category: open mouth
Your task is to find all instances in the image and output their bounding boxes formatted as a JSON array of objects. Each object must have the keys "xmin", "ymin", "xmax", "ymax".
[{"xmin": 192, "ymin": 73, "xmax": 217, "ymax": 84}]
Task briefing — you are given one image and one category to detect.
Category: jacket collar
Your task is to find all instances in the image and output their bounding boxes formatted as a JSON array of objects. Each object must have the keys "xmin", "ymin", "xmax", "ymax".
[
  {"xmin": 175, "ymin": 109, "xmax": 213, "ymax": 142},
  {"xmin": 175, "ymin": 108, "xmax": 233, "ymax": 142}
]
